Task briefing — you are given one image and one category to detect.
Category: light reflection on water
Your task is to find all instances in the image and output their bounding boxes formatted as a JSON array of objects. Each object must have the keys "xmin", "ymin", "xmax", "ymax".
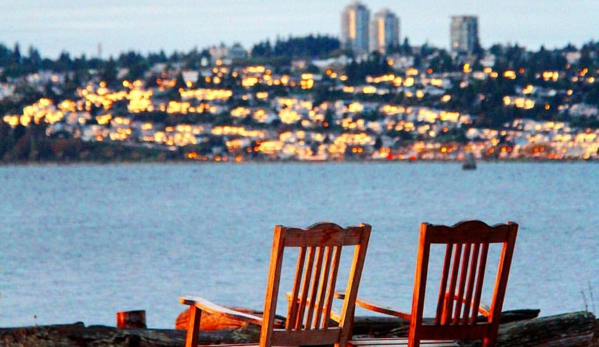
[{"xmin": 1, "ymin": 162, "xmax": 598, "ymax": 328}]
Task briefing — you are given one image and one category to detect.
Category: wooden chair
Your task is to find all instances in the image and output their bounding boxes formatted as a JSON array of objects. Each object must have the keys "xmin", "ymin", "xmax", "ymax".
[
  {"xmin": 180, "ymin": 222, "xmax": 372, "ymax": 347},
  {"xmin": 344, "ymin": 220, "xmax": 518, "ymax": 347}
]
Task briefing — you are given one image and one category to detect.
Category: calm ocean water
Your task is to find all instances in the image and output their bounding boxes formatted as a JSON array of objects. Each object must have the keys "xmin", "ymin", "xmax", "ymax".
[{"xmin": 1, "ymin": 162, "xmax": 598, "ymax": 328}]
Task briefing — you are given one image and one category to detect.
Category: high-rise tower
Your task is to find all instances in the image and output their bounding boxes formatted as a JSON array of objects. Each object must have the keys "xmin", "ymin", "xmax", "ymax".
[
  {"xmin": 450, "ymin": 16, "xmax": 479, "ymax": 53},
  {"xmin": 369, "ymin": 8, "xmax": 400, "ymax": 54},
  {"xmin": 341, "ymin": 1, "xmax": 371, "ymax": 54}
]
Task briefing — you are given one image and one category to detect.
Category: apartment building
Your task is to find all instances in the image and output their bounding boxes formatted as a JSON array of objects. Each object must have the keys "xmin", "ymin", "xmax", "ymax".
[
  {"xmin": 369, "ymin": 8, "xmax": 400, "ymax": 54},
  {"xmin": 450, "ymin": 15, "xmax": 479, "ymax": 53},
  {"xmin": 341, "ymin": 1, "xmax": 371, "ymax": 54}
]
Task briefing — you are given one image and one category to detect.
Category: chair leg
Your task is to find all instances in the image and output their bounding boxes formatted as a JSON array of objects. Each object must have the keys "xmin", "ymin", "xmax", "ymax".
[
  {"xmin": 483, "ymin": 328, "xmax": 499, "ymax": 347},
  {"xmin": 185, "ymin": 306, "xmax": 202, "ymax": 347}
]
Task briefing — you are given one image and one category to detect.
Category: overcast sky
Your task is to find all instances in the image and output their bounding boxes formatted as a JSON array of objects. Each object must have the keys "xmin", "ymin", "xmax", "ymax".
[{"xmin": 1, "ymin": 0, "xmax": 597, "ymax": 58}]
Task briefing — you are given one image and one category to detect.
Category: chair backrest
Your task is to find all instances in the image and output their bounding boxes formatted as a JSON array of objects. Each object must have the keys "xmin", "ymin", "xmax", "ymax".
[
  {"xmin": 260, "ymin": 222, "xmax": 371, "ymax": 347},
  {"xmin": 409, "ymin": 220, "xmax": 518, "ymax": 347}
]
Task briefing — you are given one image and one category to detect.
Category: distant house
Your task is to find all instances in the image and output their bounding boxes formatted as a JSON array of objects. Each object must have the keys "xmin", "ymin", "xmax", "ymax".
[
  {"xmin": 182, "ymin": 70, "xmax": 200, "ymax": 84},
  {"xmin": 209, "ymin": 43, "xmax": 248, "ymax": 61},
  {"xmin": 568, "ymin": 103, "xmax": 599, "ymax": 118},
  {"xmin": 0, "ymin": 83, "xmax": 15, "ymax": 100},
  {"xmin": 564, "ymin": 51, "xmax": 581, "ymax": 65},
  {"xmin": 479, "ymin": 53, "xmax": 496, "ymax": 68},
  {"xmin": 312, "ymin": 56, "xmax": 350, "ymax": 71},
  {"xmin": 26, "ymin": 70, "xmax": 65, "ymax": 85}
]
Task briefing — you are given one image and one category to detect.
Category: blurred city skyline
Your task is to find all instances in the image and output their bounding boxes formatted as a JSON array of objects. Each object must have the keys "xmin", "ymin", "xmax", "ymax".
[{"xmin": 1, "ymin": 0, "xmax": 598, "ymax": 58}]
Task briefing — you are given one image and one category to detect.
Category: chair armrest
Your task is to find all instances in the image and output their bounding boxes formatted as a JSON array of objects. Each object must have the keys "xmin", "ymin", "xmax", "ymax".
[
  {"xmin": 334, "ymin": 291, "xmax": 411, "ymax": 320},
  {"xmin": 180, "ymin": 296, "xmax": 264, "ymax": 326},
  {"xmin": 330, "ymin": 310, "xmax": 341, "ymax": 323},
  {"xmin": 478, "ymin": 303, "xmax": 491, "ymax": 317}
]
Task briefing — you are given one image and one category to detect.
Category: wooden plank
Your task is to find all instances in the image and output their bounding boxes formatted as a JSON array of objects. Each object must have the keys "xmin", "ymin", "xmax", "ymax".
[{"xmin": 179, "ymin": 297, "xmax": 263, "ymax": 326}]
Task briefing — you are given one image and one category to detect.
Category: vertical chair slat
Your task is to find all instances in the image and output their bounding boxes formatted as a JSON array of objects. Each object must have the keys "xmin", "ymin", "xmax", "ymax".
[
  {"xmin": 435, "ymin": 243, "xmax": 454, "ymax": 325},
  {"xmin": 444, "ymin": 243, "xmax": 462, "ymax": 325},
  {"xmin": 322, "ymin": 246, "xmax": 342, "ymax": 329},
  {"xmin": 296, "ymin": 246, "xmax": 316, "ymax": 329},
  {"xmin": 470, "ymin": 242, "xmax": 489, "ymax": 324},
  {"xmin": 305, "ymin": 246, "xmax": 325, "ymax": 329},
  {"xmin": 462, "ymin": 243, "xmax": 481, "ymax": 324},
  {"xmin": 314, "ymin": 246, "xmax": 333, "ymax": 329},
  {"xmin": 286, "ymin": 246, "xmax": 306, "ymax": 330},
  {"xmin": 453, "ymin": 243, "xmax": 472, "ymax": 324}
]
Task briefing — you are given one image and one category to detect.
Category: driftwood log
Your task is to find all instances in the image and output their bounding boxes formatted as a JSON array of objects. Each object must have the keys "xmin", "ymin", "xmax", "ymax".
[
  {"xmin": 353, "ymin": 309, "xmax": 542, "ymax": 337},
  {"xmin": 0, "ymin": 311, "xmax": 594, "ymax": 347},
  {"xmin": 0, "ymin": 322, "xmax": 261, "ymax": 347},
  {"xmin": 494, "ymin": 311, "xmax": 596, "ymax": 347}
]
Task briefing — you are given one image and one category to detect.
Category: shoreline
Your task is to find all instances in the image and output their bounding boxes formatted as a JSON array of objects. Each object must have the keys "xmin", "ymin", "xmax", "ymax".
[
  {"xmin": 0, "ymin": 157, "xmax": 597, "ymax": 167},
  {"xmin": 0, "ymin": 311, "xmax": 596, "ymax": 347}
]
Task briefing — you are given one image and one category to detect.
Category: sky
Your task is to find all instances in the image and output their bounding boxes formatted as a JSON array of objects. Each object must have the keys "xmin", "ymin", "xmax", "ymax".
[{"xmin": 1, "ymin": 0, "xmax": 598, "ymax": 59}]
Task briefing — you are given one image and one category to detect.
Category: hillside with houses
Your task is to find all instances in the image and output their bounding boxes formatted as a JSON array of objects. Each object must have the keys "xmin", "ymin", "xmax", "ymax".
[{"xmin": 0, "ymin": 37, "xmax": 598, "ymax": 163}]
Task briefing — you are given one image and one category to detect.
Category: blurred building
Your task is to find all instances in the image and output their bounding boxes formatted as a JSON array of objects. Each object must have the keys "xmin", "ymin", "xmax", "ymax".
[
  {"xmin": 450, "ymin": 16, "xmax": 479, "ymax": 53},
  {"xmin": 369, "ymin": 8, "xmax": 400, "ymax": 54},
  {"xmin": 209, "ymin": 43, "xmax": 248, "ymax": 61},
  {"xmin": 341, "ymin": 1, "xmax": 371, "ymax": 54}
]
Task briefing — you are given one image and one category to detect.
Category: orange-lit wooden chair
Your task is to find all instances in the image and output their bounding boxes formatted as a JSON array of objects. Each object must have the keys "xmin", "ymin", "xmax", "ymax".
[
  {"xmin": 342, "ymin": 220, "xmax": 518, "ymax": 347},
  {"xmin": 180, "ymin": 222, "xmax": 372, "ymax": 347}
]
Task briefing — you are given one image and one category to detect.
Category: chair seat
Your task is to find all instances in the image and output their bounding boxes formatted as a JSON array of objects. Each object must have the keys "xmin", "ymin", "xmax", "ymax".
[
  {"xmin": 349, "ymin": 338, "xmax": 459, "ymax": 347},
  {"xmin": 199, "ymin": 342, "xmax": 459, "ymax": 347}
]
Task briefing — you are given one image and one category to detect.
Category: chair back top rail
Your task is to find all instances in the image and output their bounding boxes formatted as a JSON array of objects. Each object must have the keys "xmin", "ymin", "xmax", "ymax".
[{"xmin": 281, "ymin": 223, "xmax": 369, "ymax": 247}]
